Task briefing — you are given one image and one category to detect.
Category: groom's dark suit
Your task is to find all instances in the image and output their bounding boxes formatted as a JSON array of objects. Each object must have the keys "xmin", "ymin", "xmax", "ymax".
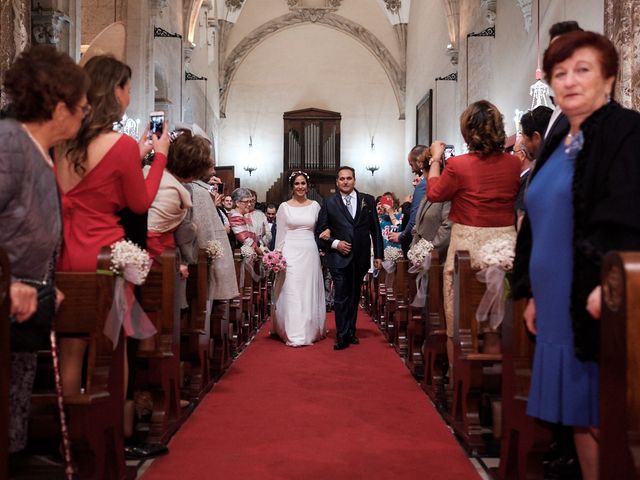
[{"xmin": 316, "ymin": 190, "xmax": 383, "ymax": 346}]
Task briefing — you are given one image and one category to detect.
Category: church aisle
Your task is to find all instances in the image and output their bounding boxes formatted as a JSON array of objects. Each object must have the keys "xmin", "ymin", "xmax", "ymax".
[{"xmin": 142, "ymin": 312, "xmax": 480, "ymax": 479}]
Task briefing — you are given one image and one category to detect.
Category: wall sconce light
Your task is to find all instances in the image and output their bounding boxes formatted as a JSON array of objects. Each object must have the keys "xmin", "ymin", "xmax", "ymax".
[
  {"xmin": 243, "ymin": 135, "xmax": 257, "ymax": 176},
  {"xmin": 366, "ymin": 136, "xmax": 380, "ymax": 176}
]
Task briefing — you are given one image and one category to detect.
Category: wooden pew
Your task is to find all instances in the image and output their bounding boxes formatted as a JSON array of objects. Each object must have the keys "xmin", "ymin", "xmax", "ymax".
[
  {"xmin": 210, "ymin": 299, "xmax": 232, "ymax": 380},
  {"xmin": 391, "ymin": 260, "xmax": 410, "ymax": 358},
  {"xmin": 600, "ymin": 251, "xmax": 640, "ymax": 480},
  {"xmin": 420, "ymin": 251, "xmax": 447, "ymax": 407},
  {"xmin": 181, "ymin": 248, "xmax": 212, "ymax": 400},
  {"xmin": 449, "ymin": 250, "xmax": 502, "ymax": 454},
  {"xmin": 29, "ymin": 248, "xmax": 124, "ymax": 479},
  {"xmin": 0, "ymin": 249, "xmax": 10, "ymax": 480},
  {"xmin": 498, "ymin": 296, "xmax": 551, "ymax": 480},
  {"xmin": 137, "ymin": 248, "xmax": 181, "ymax": 444},
  {"xmin": 230, "ymin": 252, "xmax": 246, "ymax": 353}
]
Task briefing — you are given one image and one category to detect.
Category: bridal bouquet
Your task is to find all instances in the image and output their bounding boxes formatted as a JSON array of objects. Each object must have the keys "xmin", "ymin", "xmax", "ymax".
[
  {"xmin": 384, "ymin": 246, "xmax": 403, "ymax": 263},
  {"xmin": 474, "ymin": 236, "xmax": 516, "ymax": 329},
  {"xmin": 109, "ymin": 240, "xmax": 152, "ymax": 285},
  {"xmin": 262, "ymin": 250, "xmax": 287, "ymax": 273},
  {"xmin": 407, "ymin": 239, "xmax": 434, "ymax": 269},
  {"xmin": 205, "ymin": 240, "xmax": 224, "ymax": 260}
]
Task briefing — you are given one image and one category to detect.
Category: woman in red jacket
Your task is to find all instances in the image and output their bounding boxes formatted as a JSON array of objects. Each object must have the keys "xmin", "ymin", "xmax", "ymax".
[{"xmin": 427, "ymin": 100, "xmax": 520, "ymax": 375}]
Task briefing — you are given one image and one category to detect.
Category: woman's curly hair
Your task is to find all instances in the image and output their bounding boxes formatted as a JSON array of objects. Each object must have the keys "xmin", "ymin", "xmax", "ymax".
[
  {"xmin": 2, "ymin": 45, "xmax": 89, "ymax": 123},
  {"xmin": 167, "ymin": 129, "xmax": 213, "ymax": 180},
  {"xmin": 460, "ymin": 100, "xmax": 506, "ymax": 157}
]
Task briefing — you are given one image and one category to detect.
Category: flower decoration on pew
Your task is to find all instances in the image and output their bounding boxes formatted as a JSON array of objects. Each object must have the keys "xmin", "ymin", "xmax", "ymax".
[
  {"xmin": 384, "ymin": 246, "xmax": 403, "ymax": 263},
  {"xmin": 407, "ymin": 239, "xmax": 434, "ymax": 308},
  {"xmin": 473, "ymin": 236, "xmax": 516, "ymax": 330},
  {"xmin": 407, "ymin": 239, "xmax": 434, "ymax": 269},
  {"xmin": 262, "ymin": 250, "xmax": 287, "ymax": 273},
  {"xmin": 103, "ymin": 240, "xmax": 156, "ymax": 349},
  {"xmin": 473, "ymin": 237, "xmax": 516, "ymax": 271},
  {"xmin": 240, "ymin": 244, "xmax": 257, "ymax": 261},
  {"xmin": 206, "ymin": 240, "xmax": 224, "ymax": 260},
  {"xmin": 109, "ymin": 239, "xmax": 152, "ymax": 285}
]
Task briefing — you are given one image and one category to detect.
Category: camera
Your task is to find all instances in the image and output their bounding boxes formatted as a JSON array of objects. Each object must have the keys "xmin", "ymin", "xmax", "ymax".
[{"xmin": 148, "ymin": 111, "xmax": 164, "ymax": 139}]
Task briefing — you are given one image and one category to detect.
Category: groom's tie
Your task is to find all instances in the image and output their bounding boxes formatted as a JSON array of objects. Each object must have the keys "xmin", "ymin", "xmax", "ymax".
[{"xmin": 344, "ymin": 195, "xmax": 354, "ymax": 218}]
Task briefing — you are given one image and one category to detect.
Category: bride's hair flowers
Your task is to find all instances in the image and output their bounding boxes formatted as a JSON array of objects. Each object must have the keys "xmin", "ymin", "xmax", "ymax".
[
  {"xmin": 205, "ymin": 240, "xmax": 223, "ymax": 260},
  {"xmin": 407, "ymin": 238, "xmax": 434, "ymax": 269},
  {"xmin": 109, "ymin": 239, "xmax": 152, "ymax": 285},
  {"xmin": 262, "ymin": 250, "xmax": 287, "ymax": 272}
]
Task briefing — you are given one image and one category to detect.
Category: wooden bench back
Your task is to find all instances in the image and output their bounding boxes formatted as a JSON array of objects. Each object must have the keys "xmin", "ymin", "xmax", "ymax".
[
  {"xmin": 54, "ymin": 247, "xmax": 116, "ymax": 397},
  {"xmin": 139, "ymin": 249, "xmax": 179, "ymax": 354},
  {"xmin": 453, "ymin": 250, "xmax": 489, "ymax": 355},
  {"xmin": 600, "ymin": 251, "xmax": 640, "ymax": 480},
  {"xmin": 185, "ymin": 248, "xmax": 209, "ymax": 332},
  {"xmin": 427, "ymin": 251, "xmax": 445, "ymax": 333},
  {"xmin": 0, "ymin": 249, "xmax": 9, "ymax": 480}
]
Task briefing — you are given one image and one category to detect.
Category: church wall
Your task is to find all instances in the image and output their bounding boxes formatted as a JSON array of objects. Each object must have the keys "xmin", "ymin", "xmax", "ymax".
[
  {"xmin": 220, "ymin": 23, "xmax": 405, "ymax": 199},
  {"xmin": 405, "ymin": 0, "xmax": 604, "ymax": 165}
]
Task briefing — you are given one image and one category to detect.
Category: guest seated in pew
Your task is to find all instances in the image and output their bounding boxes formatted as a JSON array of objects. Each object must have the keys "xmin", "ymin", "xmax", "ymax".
[
  {"xmin": 513, "ymin": 31, "xmax": 640, "ymax": 480},
  {"xmin": 56, "ymin": 54, "xmax": 170, "ymax": 396},
  {"xmin": 229, "ymin": 187, "xmax": 263, "ymax": 255},
  {"xmin": 426, "ymin": 100, "xmax": 521, "ymax": 378},
  {"xmin": 0, "ymin": 45, "xmax": 89, "ymax": 458}
]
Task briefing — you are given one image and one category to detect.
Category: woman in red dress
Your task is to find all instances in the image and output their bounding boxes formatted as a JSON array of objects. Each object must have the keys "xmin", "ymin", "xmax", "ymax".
[{"xmin": 55, "ymin": 55, "xmax": 170, "ymax": 396}]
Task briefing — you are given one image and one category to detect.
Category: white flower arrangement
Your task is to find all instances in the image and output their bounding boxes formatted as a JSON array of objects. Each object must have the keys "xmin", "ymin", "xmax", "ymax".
[
  {"xmin": 384, "ymin": 246, "xmax": 403, "ymax": 263},
  {"xmin": 109, "ymin": 240, "xmax": 152, "ymax": 285},
  {"xmin": 240, "ymin": 244, "xmax": 257, "ymax": 261},
  {"xmin": 205, "ymin": 240, "xmax": 223, "ymax": 260},
  {"xmin": 474, "ymin": 237, "xmax": 516, "ymax": 271},
  {"xmin": 407, "ymin": 239, "xmax": 434, "ymax": 269}
]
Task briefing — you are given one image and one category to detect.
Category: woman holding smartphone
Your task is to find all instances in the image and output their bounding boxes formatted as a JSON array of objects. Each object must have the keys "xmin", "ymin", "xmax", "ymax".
[{"xmin": 55, "ymin": 55, "xmax": 170, "ymax": 398}]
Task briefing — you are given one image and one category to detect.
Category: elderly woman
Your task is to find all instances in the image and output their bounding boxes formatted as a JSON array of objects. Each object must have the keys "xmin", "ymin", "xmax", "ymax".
[
  {"xmin": 229, "ymin": 187, "xmax": 261, "ymax": 254},
  {"xmin": 0, "ymin": 46, "xmax": 89, "ymax": 455},
  {"xmin": 427, "ymin": 100, "xmax": 521, "ymax": 375},
  {"xmin": 513, "ymin": 31, "xmax": 640, "ymax": 479}
]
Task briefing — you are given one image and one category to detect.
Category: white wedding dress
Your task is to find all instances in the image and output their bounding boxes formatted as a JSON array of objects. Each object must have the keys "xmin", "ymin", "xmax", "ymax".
[{"xmin": 271, "ymin": 201, "xmax": 326, "ymax": 346}]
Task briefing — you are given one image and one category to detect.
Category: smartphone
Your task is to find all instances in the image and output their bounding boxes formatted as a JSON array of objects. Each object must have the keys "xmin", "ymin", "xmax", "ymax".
[
  {"xmin": 443, "ymin": 144, "xmax": 455, "ymax": 168},
  {"xmin": 379, "ymin": 196, "xmax": 393, "ymax": 209},
  {"xmin": 148, "ymin": 111, "xmax": 164, "ymax": 139}
]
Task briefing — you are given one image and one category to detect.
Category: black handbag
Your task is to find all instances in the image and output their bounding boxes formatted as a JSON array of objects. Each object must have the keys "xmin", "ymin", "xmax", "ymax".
[{"xmin": 10, "ymin": 279, "xmax": 57, "ymax": 352}]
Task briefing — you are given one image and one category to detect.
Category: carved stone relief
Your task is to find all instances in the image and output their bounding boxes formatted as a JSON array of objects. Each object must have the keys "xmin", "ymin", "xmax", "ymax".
[
  {"xmin": 219, "ymin": 11, "xmax": 405, "ymax": 119},
  {"xmin": 31, "ymin": 6, "xmax": 70, "ymax": 45},
  {"xmin": 226, "ymin": 0, "xmax": 245, "ymax": 11},
  {"xmin": 383, "ymin": 0, "xmax": 402, "ymax": 14},
  {"xmin": 605, "ymin": 0, "xmax": 640, "ymax": 110},
  {"xmin": 287, "ymin": 0, "xmax": 343, "ymax": 8},
  {"xmin": 515, "ymin": 0, "xmax": 533, "ymax": 33},
  {"xmin": 480, "ymin": 0, "xmax": 496, "ymax": 27},
  {"xmin": 1, "ymin": 0, "xmax": 30, "ymax": 108},
  {"xmin": 441, "ymin": 0, "xmax": 459, "ymax": 65}
]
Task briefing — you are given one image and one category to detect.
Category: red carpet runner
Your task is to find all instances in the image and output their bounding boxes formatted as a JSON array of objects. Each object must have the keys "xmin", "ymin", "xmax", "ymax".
[{"xmin": 142, "ymin": 313, "xmax": 480, "ymax": 479}]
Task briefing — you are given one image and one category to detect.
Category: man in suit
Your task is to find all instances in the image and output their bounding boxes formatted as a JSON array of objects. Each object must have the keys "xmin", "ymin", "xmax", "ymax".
[
  {"xmin": 265, "ymin": 203, "xmax": 277, "ymax": 251},
  {"xmin": 316, "ymin": 166, "xmax": 383, "ymax": 350}
]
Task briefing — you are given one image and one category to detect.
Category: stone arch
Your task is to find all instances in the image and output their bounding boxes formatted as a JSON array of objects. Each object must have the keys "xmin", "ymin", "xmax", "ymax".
[{"xmin": 220, "ymin": 10, "xmax": 405, "ymax": 119}]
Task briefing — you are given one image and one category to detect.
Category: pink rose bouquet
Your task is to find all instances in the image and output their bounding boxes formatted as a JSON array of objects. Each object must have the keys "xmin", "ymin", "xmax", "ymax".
[{"xmin": 261, "ymin": 250, "xmax": 287, "ymax": 273}]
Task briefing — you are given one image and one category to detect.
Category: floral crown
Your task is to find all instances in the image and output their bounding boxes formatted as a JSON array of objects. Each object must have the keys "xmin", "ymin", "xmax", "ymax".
[{"xmin": 288, "ymin": 170, "xmax": 310, "ymax": 182}]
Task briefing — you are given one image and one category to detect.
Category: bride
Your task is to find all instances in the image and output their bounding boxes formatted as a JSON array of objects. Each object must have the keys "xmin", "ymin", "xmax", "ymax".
[{"xmin": 271, "ymin": 171, "xmax": 326, "ymax": 346}]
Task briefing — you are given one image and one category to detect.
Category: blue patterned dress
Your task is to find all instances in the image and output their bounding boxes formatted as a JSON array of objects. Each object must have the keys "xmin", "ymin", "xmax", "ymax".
[{"xmin": 525, "ymin": 142, "xmax": 599, "ymax": 427}]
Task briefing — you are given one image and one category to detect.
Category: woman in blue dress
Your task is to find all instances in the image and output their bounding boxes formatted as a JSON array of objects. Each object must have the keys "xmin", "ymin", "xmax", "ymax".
[{"xmin": 513, "ymin": 31, "xmax": 640, "ymax": 480}]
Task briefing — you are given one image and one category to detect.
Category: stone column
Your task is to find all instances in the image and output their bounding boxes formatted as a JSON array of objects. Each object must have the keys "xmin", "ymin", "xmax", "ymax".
[
  {"xmin": 1, "ymin": 0, "xmax": 30, "ymax": 108},
  {"xmin": 604, "ymin": 0, "xmax": 640, "ymax": 110}
]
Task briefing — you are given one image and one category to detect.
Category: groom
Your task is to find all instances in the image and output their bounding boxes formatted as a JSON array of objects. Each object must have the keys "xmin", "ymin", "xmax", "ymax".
[{"xmin": 316, "ymin": 166, "xmax": 383, "ymax": 350}]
